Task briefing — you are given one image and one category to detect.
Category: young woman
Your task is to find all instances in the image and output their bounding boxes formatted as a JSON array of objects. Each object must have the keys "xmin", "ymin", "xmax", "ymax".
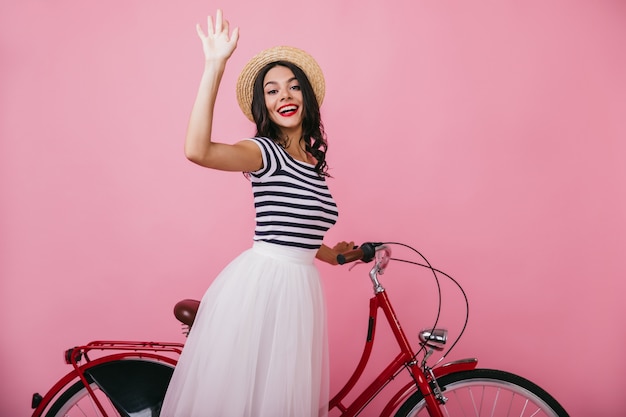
[{"xmin": 160, "ymin": 9, "xmax": 353, "ymax": 417}]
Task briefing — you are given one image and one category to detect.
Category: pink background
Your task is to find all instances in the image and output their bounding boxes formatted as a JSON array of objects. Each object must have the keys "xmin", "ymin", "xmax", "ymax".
[{"xmin": 2, "ymin": 1, "xmax": 625, "ymax": 416}]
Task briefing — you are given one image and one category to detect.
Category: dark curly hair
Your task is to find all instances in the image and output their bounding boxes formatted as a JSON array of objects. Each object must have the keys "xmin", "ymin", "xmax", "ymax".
[{"xmin": 251, "ymin": 61, "xmax": 329, "ymax": 177}]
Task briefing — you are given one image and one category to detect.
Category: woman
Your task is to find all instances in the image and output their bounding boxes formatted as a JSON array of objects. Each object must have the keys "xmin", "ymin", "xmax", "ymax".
[{"xmin": 160, "ymin": 9, "xmax": 352, "ymax": 417}]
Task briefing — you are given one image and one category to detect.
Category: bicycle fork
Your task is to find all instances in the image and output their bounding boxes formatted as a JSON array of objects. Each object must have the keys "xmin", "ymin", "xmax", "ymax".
[
  {"xmin": 403, "ymin": 358, "xmax": 448, "ymax": 416},
  {"xmin": 377, "ymin": 290, "xmax": 449, "ymax": 417}
]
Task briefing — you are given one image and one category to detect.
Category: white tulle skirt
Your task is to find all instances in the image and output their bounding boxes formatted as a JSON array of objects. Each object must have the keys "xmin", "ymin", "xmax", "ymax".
[{"xmin": 160, "ymin": 241, "xmax": 329, "ymax": 417}]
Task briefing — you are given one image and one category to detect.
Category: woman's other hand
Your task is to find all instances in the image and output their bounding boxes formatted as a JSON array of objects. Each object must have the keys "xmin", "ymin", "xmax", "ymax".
[
  {"xmin": 332, "ymin": 241, "xmax": 356, "ymax": 255},
  {"xmin": 316, "ymin": 241, "xmax": 356, "ymax": 265}
]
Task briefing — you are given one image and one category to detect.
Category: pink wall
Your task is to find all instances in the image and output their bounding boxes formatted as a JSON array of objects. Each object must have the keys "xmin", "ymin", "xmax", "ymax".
[{"xmin": 2, "ymin": 1, "xmax": 624, "ymax": 415}]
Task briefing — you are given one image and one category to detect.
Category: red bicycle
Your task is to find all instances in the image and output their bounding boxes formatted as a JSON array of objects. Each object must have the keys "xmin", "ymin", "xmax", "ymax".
[{"xmin": 31, "ymin": 242, "xmax": 569, "ymax": 417}]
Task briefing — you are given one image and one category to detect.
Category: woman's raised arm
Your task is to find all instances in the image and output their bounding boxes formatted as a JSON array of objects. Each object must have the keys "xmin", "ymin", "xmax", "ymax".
[{"xmin": 184, "ymin": 10, "xmax": 262, "ymax": 172}]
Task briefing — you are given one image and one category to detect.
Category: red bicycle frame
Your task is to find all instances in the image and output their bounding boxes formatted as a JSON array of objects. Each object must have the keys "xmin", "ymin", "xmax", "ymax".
[{"xmin": 329, "ymin": 286, "xmax": 477, "ymax": 417}]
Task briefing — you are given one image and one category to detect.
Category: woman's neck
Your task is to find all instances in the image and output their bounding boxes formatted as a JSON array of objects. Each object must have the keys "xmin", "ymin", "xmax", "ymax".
[{"xmin": 284, "ymin": 137, "xmax": 312, "ymax": 164}]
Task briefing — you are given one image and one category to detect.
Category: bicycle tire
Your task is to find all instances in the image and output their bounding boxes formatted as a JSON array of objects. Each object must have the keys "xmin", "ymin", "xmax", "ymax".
[
  {"xmin": 43, "ymin": 359, "xmax": 174, "ymax": 417},
  {"xmin": 394, "ymin": 368, "xmax": 569, "ymax": 417},
  {"xmin": 44, "ymin": 378, "xmax": 123, "ymax": 417}
]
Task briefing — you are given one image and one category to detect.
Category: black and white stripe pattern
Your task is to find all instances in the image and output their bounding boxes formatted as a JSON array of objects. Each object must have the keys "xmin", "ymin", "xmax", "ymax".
[{"xmin": 247, "ymin": 137, "xmax": 338, "ymax": 250}]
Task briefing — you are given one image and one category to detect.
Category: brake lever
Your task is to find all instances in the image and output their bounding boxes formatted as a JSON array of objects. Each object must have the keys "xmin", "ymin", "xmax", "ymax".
[{"xmin": 348, "ymin": 261, "xmax": 364, "ymax": 272}]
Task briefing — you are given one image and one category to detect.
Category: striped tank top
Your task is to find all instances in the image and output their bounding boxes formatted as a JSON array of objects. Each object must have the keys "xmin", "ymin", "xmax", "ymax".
[{"xmin": 246, "ymin": 137, "xmax": 338, "ymax": 250}]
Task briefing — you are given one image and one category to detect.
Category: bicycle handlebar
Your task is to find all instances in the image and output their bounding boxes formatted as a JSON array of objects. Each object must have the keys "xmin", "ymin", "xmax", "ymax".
[{"xmin": 336, "ymin": 242, "xmax": 383, "ymax": 265}]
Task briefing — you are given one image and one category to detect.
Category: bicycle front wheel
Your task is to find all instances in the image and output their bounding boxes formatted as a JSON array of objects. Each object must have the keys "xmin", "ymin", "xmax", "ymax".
[{"xmin": 395, "ymin": 369, "xmax": 569, "ymax": 417}]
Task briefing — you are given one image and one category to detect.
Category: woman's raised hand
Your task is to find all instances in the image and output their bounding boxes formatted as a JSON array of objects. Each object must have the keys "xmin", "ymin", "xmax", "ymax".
[{"xmin": 196, "ymin": 9, "xmax": 239, "ymax": 62}]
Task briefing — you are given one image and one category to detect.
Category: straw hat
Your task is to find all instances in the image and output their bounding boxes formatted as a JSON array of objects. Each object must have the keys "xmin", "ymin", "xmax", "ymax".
[{"xmin": 236, "ymin": 46, "xmax": 325, "ymax": 122}]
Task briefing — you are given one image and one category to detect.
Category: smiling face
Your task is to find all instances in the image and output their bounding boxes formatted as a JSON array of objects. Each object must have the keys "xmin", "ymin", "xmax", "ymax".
[{"xmin": 262, "ymin": 65, "xmax": 303, "ymax": 137}]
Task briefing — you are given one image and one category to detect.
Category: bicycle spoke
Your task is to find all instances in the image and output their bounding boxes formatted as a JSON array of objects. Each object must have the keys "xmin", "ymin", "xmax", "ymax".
[
  {"xmin": 519, "ymin": 396, "xmax": 528, "ymax": 417},
  {"xmin": 506, "ymin": 391, "xmax": 514, "ymax": 416},
  {"xmin": 490, "ymin": 388, "xmax": 500, "ymax": 417},
  {"xmin": 468, "ymin": 387, "xmax": 479, "ymax": 417},
  {"xmin": 73, "ymin": 401, "xmax": 89, "ymax": 417},
  {"xmin": 529, "ymin": 407, "xmax": 543, "ymax": 417}
]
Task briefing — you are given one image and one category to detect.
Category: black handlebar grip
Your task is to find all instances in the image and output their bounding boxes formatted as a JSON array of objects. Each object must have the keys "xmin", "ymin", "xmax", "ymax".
[
  {"xmin": 337, "ymin": 248, "xmax": 364, "ymax": 265},
  {"xmin": 336, "ymin": 242, "xmax": 383, "ymax": 265}
]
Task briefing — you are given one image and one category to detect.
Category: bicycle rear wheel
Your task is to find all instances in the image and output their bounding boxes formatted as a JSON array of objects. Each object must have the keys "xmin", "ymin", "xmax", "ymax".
[
  {"xmin": 43, "ymin": 359, "xmax": 174, "ymax": 417},
  {"xmin": 44, "ymin": 378, "xmax": 122, "ymax": 417},
  {"xmin": 394, "ymin": 369, "xmax": 569, "ymax": 417}
]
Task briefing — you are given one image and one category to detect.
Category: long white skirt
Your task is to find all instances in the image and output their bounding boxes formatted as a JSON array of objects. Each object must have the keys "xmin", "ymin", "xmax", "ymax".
[{"xmin": 160, "ymin": 241, "xmax": 329, "ymax": 417}]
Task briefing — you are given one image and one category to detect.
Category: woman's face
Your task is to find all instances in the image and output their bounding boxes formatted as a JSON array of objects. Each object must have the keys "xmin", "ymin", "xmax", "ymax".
[{"xmin": 263, "ymin": 65, "xmax": 303, "ymax": 135}]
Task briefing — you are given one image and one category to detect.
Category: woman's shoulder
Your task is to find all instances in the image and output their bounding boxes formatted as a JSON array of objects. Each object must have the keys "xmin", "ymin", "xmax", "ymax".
[
  {"xmin": 246, "ymin": 136, "xmax": 275, "ymax": 146},
  {"xmin": 244, "ymin": 137, "xmax": 281, "ymax": 153},
  {"xmin": 242, "ymin": 137, "xmax": 280, "ymax": 177}
]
